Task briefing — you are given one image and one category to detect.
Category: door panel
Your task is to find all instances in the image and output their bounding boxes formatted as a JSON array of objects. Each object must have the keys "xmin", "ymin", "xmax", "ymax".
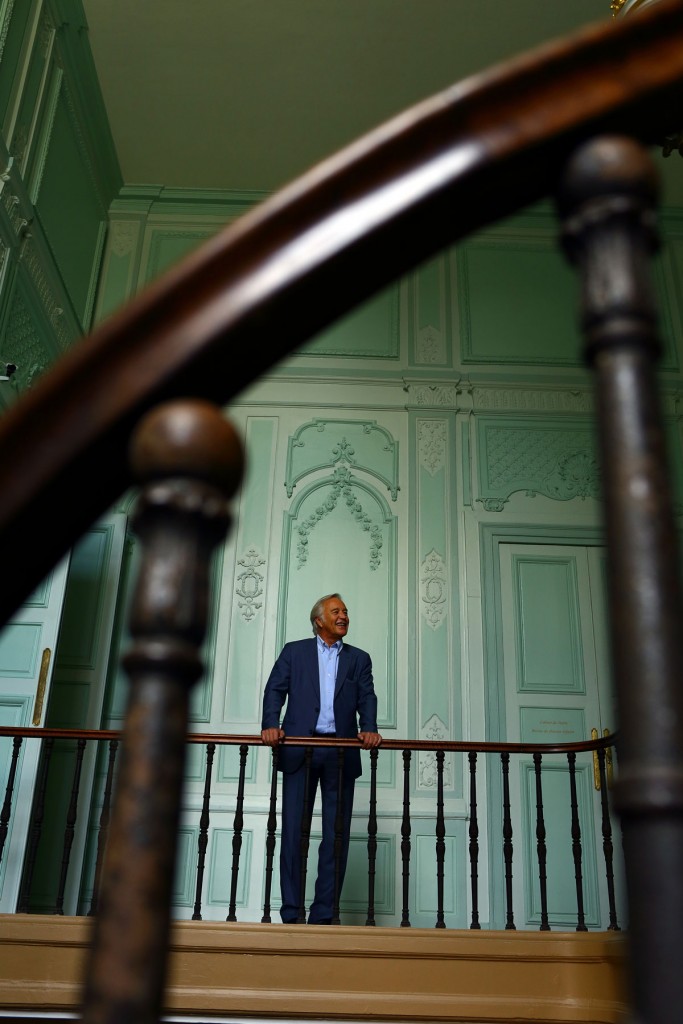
[
  {"xmin": 498, "ymin": 542, "xmax": 624, "ymax": 930},
  {"xmin": 0, "ymin": 555, "xmax": 71, "ymax": 910}
]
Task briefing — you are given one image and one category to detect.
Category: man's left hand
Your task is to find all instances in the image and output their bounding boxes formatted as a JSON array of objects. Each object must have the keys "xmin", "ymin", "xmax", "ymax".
[{"xmin": 358, "ymin": 731, "xmax": 382, "ymax": 749}]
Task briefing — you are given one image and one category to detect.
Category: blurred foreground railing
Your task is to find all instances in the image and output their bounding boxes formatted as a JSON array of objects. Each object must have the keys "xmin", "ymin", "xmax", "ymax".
[{"xmin": 0, "ymin": 725, "xmax": 620, "ymax": 932}]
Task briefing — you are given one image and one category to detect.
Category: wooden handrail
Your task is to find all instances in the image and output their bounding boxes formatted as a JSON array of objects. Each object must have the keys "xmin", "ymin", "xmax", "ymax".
[
  {"xmin": 0, "ymin": 1, "xmax": 683, "ymax": 626},
  {"xmin": 0, "ymin": 724, "xmax": 617, "ymax": 755}
]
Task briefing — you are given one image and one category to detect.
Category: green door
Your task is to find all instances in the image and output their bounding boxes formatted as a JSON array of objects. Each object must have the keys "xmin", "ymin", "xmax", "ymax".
[
  {"xmin": 0, "ymin": 555, "xmax": 71, "ymax": 911},
  {"xmin": 498, "ymin": 542, "xmax": 625, "ymax": 930}
]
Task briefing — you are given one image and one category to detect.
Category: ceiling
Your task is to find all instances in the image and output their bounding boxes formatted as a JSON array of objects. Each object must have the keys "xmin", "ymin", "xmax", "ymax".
[{"xmin": 81, "ymin": 0, "xmax": 683, "ymax": 204}]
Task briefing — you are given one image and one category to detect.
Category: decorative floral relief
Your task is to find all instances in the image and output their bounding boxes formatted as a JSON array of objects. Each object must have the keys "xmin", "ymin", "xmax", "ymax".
[
  {"xmin": 407, "ymin": 384, "xmax": 458, "ymax": 407},
  {"xmin": 473, "ymin": 386, "xmax": 592, "ymax": 413},
  {"xmin": 286, "ymin": 420, "xmax": 399, "ymax": 500},
  {"xmin": 479, "ymin": 422, "xmax": 600, "ymax": 509},
  {"xmin": 10, "ymin": 123, "xmax": 28, "ymax": 166},
  {"xmin": 5, "ymin": 293, "xmax": 49, "ymax": 391},
  {"xmin": 236, "ymin": 547, "xmax": 265, "ymax": 623},
  {"xmin": 420, "ymin": 549, "xmax": 448, "ymax": 630},
  {"xmin": 39, "ymin": 8, "xmax": 54, "ymax": 58},
  {"xmin": 296, "ymin": 467, "xmax": 383, "ymax": 570},
  {"xmin": 418, "ymin": 419, "xmax": 447, "ymax": 475},
  {"xmin": 3, "ymin": 188, "xmax": 30, "ymax": 239},
  {"xmin": 418, "ymin": 714, "xmax": 453, "ymax": 788},
  {"xmin": 479, "ymin": 498, "xmax": 507, "ymax": 512},
  {"xmin": 485, "ymin": 426, "xmax": 594, "ymax": 489},
  {"xmin": 0, "ymin": 1, "xmax": 17, "ymax": 65},
  {"xmin": 110, "ymin": 221, "xmax": 138, "ymax": 258},
  {"xmin": 332, "ymin": 436, "xmax": 357, "ymax": 465},
  {"xmin": 416, "ymin": 325, "xmax": 446, "ymax": 364},
  {"xmin": 21, "ymin": 238, "xmax": 71, "ymax": 350},
  {"xmin": 543, "ymin": 451, "xmax": 600, "ymax": 501}
]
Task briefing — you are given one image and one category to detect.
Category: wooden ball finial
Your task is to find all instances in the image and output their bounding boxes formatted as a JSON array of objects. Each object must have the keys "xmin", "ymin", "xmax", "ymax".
[{"xmin": 129, "ymin": 398, "xmax": 245, "ymax": 498}]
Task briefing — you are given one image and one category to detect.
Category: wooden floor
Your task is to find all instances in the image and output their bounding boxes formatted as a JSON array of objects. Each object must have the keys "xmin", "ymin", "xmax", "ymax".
[{"xmin": 0, "ymin": 914, "xmax": 628, "ymax": 1023}]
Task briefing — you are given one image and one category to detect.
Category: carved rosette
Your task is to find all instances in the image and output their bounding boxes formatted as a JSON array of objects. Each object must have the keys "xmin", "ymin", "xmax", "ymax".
[
  {"xmin": 110, "ymin": 220, "xmax": 139, "ymax": 258},
  {"xmin": 418, "ymin": 715, "xmax": 453, "ymax": 788},
  {"xmin": 235, "ymin": 547, "xmax": 265, "ymax": 623},
  {"xmin": 416, "ymin": 325, "xmax": 446, "ymax": 364},
  {"xmin": 544, "ymin": 451, "xmax": 600, "ymax": 501},
  {"xmin": 418, "ymin": 419, "xmax": 447, "ymax": 475},
  {"xmin": 420, "ymin": 549, "xmax": 448, "ymax": 630}
]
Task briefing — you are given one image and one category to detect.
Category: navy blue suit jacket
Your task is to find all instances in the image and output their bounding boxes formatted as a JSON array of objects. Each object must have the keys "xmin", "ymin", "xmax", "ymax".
[{"xmin": 261, "ymin": 637, "xmax": 378, "ymax": 778}]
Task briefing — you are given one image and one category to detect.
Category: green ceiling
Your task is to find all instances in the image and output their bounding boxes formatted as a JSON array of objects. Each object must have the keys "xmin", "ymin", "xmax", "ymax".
[{"xmin": 79, "ymin": 0, "xmax": 683, "ymax": 206}]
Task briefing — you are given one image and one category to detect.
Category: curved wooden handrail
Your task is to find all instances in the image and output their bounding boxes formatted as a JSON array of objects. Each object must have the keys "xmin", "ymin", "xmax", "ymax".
[
  {"xmin": 1, "ymin": 0, "xmax": 683, "ymax": 626},
  {"xmin": 0, "ymin": 724, "xmax": 618, "ymax": 755}
]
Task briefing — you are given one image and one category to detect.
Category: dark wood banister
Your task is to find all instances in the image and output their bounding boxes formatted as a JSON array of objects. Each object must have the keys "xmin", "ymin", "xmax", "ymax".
[
  {"xmin": 1, "ymin": 0, "xmax": 683, "ymax": 627},
  {"xmin": 0, "ymin": 721, "xmax": 617, "ymax": 790},
  {"xmin": 0, "ymin": 724, "xmax": 617, "ymax": 755}
]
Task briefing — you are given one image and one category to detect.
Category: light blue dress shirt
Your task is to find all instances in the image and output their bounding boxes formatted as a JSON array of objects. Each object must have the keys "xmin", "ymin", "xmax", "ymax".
[{"xmin": 315, "ymin": 635, "xmax": 341, "ymax": 733}]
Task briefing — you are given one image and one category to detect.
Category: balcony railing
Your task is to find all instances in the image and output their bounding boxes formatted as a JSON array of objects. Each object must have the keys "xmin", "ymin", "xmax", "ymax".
[{"xmin": 0, "ymin": 725, "xmax": 621, "ymax": 932}]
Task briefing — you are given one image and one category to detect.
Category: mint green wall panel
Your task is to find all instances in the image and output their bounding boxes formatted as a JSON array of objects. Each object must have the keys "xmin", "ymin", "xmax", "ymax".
[
  {"xmin": 653, "ymin": 247, "xmax": 682, "ymax": 373},
  {"xmin": 0, "ymin": 622, "xmax": 40, "ymax": 677},
  {"xmin": 413, "ymin": 831, "xmax": 463, "ymax": 928},
  {"xmin": 184, "ymin": 742, "xmax": 208, "ymax": 783},
  {"xmin": 476, "ymin": 417, "xmax": 598, "ymax": 510},
  {"xmin": 302, "ymin": 284, "xmax": 399, "ymax": 359},
  {"xmin": 188, "ymin": 551, "xmax": 222, "ymax": 726},
  {"xmin": 328, "ymin": 833, "xmax": 395, "ymax": 919},
  {"xmin": 281, "ymin": 482, "xmax": 396, "ymax": 729},
  {"xmin": 144, "ymin": 228, "xmax": 216, "ymax": 281},
  {"xmin": 224, "ymin": 416, "xmax": 276, "ymax": 727},
  {"xmin": 520, "ymin": 760, "xmax": 600, "ymax": 929},
  {"xmin": 35, "ymin": 86, "xmax": 105, "ymax": 326},
  {"xmin": 407, "ymin": 255, "xmax": 452, "ymax": 368},
  {"xmin": 0, "ymin": 698, "xmax": 30, "ymax": 892},
  {"xmin": 215, "ymin": 743, "xmax": 258, "ymax": 786},
  {"xmin": 458, "ymin": 237, "xmax": 581, "ymax": 366},
  {"xmin": 93, "ymin": 218, "xmax": 144, "ymax": 321},
  {"xmin": 413, "ymin": 413, "xmax": 462, "ymax": 768},
  {"xmin": 0, "ymin": 0, "xmax": 33, "ymax": 130},
  {"xmin": 53, "ymin": 526, "xmax": 112, "ymax": 669},
  {"xmin": 44, "ymin": 678, "xmax": 89, "ymax": 726},
  {"xmin": 172, "ymin": 828, "xmax": 198, "ymax": 908},
  {"xmin": 7, "ymin": 16, "xmax": 49, "ymax": 172},
  {"xmin": 0, "ymin": 272, "xmax": 62, "ymax": 380},
  {"xmin": 512, "ymin": 555, "xmax": 585, "ymax": 694},
  {"xmin": 285, "ymin": 419, "xmax": 399, "ymax": 499},
  {"xmin": 207, "ymin": 827, "xmax": 253, "ymax": 910}
]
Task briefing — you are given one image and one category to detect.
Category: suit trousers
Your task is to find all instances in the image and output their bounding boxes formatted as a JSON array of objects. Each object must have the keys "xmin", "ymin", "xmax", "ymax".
[{"xmin": 279, "ymin": 744, "xmax": 356, "ymax": 924}]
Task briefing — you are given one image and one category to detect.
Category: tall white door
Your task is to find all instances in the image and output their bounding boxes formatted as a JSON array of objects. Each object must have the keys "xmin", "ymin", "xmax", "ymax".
[
  {"xmin": 498, "ymin": 542, "xmax": 625, "ymax": 931},
  {"xmin": 0, "ymin": 555, "xmax": 71, "ymax": 911}
]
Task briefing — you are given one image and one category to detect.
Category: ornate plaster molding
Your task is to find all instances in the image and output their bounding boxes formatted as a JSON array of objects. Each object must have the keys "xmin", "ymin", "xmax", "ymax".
[
  {"xmin": 235, "ymin": 547, "xmax": 265, "ymax": 623},
  {"xmin": 420, "ymin": 549, "xmax": 448, "ymax": 630}
]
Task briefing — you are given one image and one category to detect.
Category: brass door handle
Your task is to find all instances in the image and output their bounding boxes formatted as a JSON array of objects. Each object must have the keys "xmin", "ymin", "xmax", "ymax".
[
  {"xmin": 32, "ymin": 648, "xmax": 51, "ymax": 726},
  {"xmin": 592, "ymin": 726, "xmax": 614, "ymax": 790},
  {"xmin": 603, "ymin": 727, "xmax": 614, "ymax": 788}
]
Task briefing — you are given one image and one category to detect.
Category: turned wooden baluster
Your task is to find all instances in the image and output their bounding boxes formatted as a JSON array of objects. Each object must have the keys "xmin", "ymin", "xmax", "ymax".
[
  {"xmin": 88, "ymin": 738, "xmax": 119, "ymax": 917},
  {"xmin": 365, "ymin": 746, "xmax": 378, "ymax": 927},
  {"xmin": 80, "ymin": 398, "xmax": 244, "ymax": 1024},
  {"xmin": 468, "ymin": 750, "xmax": 481, "ymax": 930},
  {"xmin": 192, "ymin": 741, "xmax": 215, "ymax": 921},
  {"xmin": 558, "ymin": 136, "xmax": 683, "ymax": 1024}
]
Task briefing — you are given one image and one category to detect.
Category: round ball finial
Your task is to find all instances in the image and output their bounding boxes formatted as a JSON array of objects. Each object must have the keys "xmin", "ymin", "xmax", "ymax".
[
  {"xmin": 129, "ymin": 398, "xmax": 245, "ymax": 498},
  {"xmin": 557, "ymin": 135, "xmax": 660, "ymax": 219}
]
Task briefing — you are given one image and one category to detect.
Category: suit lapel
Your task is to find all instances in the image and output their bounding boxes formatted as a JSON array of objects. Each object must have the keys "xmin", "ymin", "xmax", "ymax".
[
  {"xmin": 335, "ymin": 644, "xmax": 349, "ymax": 697},
  {"xmin": 307, "ymin": 637, "xmax": 320, "ymax": 702}
]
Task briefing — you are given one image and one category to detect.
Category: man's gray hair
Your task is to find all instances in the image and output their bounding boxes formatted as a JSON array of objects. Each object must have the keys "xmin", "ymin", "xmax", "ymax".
[{"xmin": 310, "ymin": 593, "xmax": 344, "ymax": 634}]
